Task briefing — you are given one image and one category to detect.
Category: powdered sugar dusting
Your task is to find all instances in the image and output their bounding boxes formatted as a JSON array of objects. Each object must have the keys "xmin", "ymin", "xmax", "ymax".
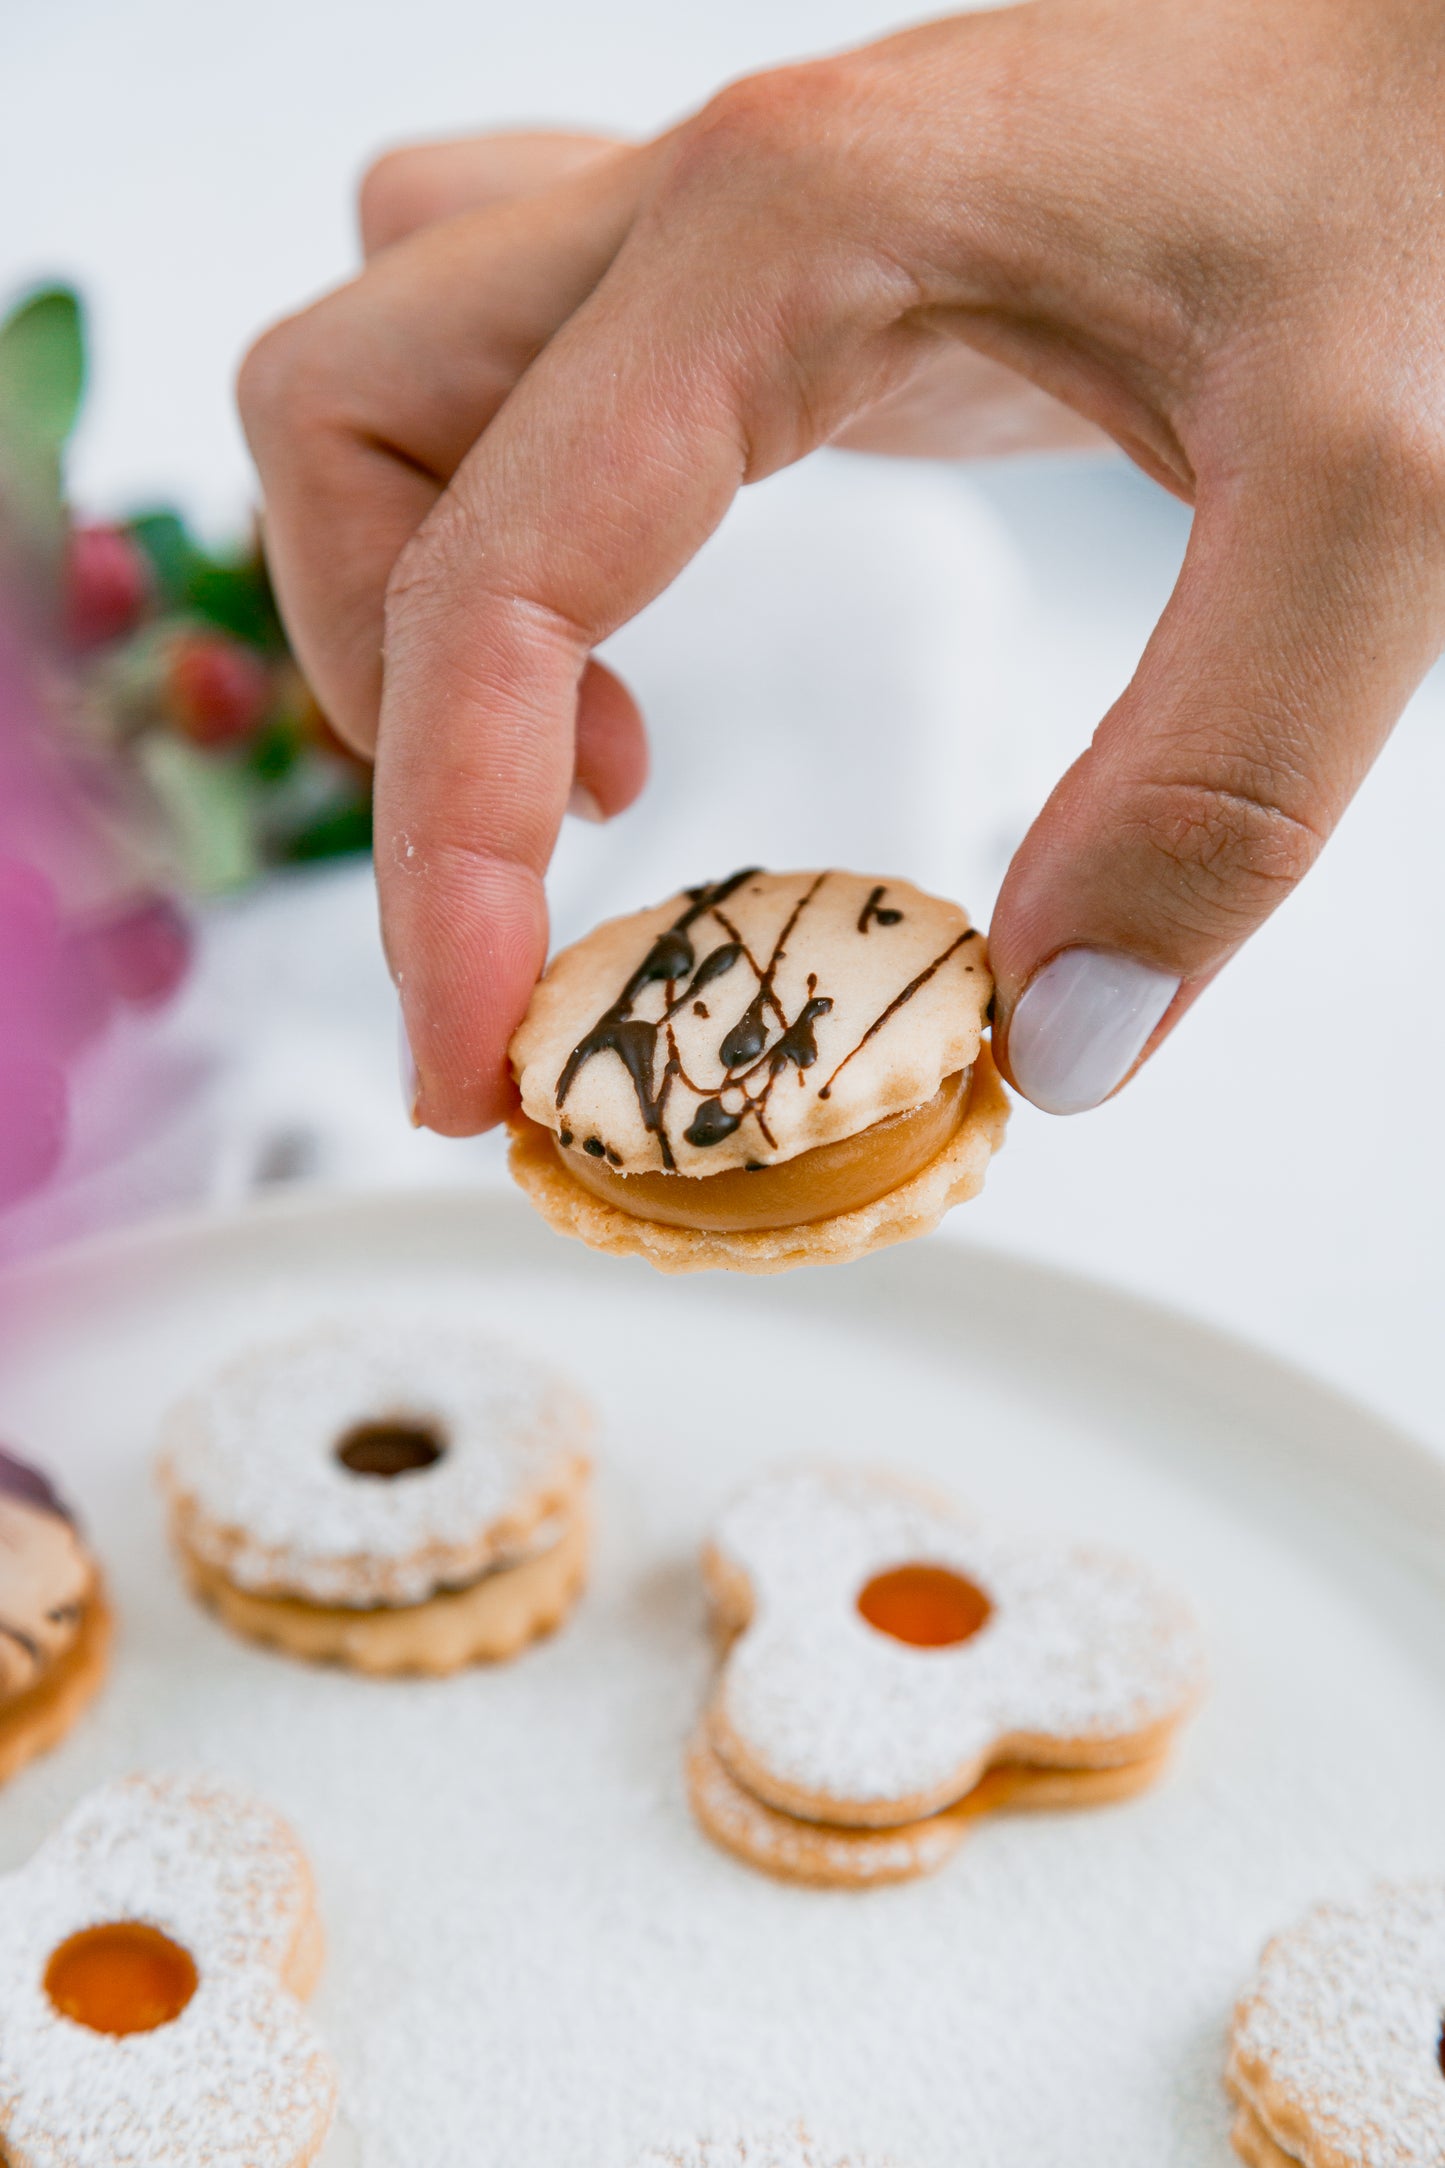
[
  {"xmin": 1230, "ymin": 1882, "xmax": 1445, "ymax": 2167},
  {"xmin": 711, "ymin": 1466, "xmax": 1206, "ymax": 1815},
  {"xmin": 635, "ymin": 2134, "xmax": 898, "ymax": 2168},
  {"xmin": 157, "ymin": 1318, "xmax": 591, "ymax": 1605},
  {"xmin": 686, "ymin": 1728, "xmax": 964, "ymax": 1885},
  {"xmin": 0, "ymin": 1773, "xmax": 337, "ymax": 2168}
]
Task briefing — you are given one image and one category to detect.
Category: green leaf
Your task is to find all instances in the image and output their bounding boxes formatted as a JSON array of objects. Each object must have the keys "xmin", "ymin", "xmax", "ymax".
[
  {"xmin": 126, "ymin": 510, "xmax": 201, "ymax": 609},
  {"xmin": 247, "ymin": 714, "xmax": 305, "ymax": 782},
  {"xmin": 0, "ymin": 286, "xmax": 86, "ymax": 449},
  {"xmin": 284, "ymin": 797, "xmax": 374, "ymax": 864},
  {"xmin": 188, "ymin": 553, "xmax": 286, "ymax": 650},
  {"xmin": 135, "ymin": 731, "xmax": 260, "ymax": 894}
]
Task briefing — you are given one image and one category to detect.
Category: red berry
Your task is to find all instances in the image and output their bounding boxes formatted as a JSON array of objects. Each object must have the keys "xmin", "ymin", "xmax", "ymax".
[
  {"xmin": 0, "ymin": 1055, "xmax": 67, "ymax": 1208},
  {"xmin": 65, "ymin": 524, "xmax": 151, "ymax": 648},
  {"xmin": 166, "ymin": 633, "xmax": 271, "ymax": 747},
  {"xmin": 86, "ymin": 893, "xmax": 192, "ymax": 1009}
]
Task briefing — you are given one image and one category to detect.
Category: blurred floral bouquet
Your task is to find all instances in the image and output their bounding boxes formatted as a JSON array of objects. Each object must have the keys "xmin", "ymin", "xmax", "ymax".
[
  {"xmin": 0, "ymin": 284, "xmax": 372, "ymax": 894},
  {"xmin": 0, "ymin": 284, "xmax": 372, "ymax": 1217}
]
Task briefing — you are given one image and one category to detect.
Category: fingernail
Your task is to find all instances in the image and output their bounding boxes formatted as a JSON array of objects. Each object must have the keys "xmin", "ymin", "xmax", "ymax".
[
  {"xmin": 1006, "ymin": 948, "xmax": 1179, "ymax": 1115},
  {"xmin": 567, "ymin": 781, "xmax": 604, "ymax": 823},
  {"xmin": 397, "ymin": 999, "xmax": 421, "ymax": 1127}
]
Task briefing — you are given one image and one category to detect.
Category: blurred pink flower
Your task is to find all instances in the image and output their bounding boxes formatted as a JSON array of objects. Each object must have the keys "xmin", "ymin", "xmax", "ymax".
[{"xmin": 0, "ymin": 582, "xmax": 191, "ymax": 1221}]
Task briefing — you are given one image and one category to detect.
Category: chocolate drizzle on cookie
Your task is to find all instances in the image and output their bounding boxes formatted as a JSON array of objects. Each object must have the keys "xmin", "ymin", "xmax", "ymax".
[
  {"xmin": 0, "ymin": 1447, "xmax": 88, "ymax": 1702},
  {"xmin": 857, "ymin": 884, "xmax": 903, "ymax": 933},
  {"xmin": 555, "ymin": 871, "xmax": 978, "ymax": 1164},
  {"xmin": 817, "ymin": 930, "xmax": 979, "ymax": 1101},
  {"xmin": 555, "ymin": 869, "xmax": 759, "ymax": 1170},
  {"xmin": 0, "ymin": 1447, "xmax": 73, "ymax": 1526}
]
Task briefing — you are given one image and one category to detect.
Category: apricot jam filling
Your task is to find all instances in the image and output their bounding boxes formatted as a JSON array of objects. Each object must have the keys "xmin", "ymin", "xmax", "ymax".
[
  {"xmin": 553, "ymin": 1067, "xmax": 972, "ymax": 1233},
  {"xmin": 45, "ymin": 1921, "xmax": 198, "ymax": 2035},
  {"xmin": 857, "ymin": 1564, "xmax": 993, "ymax": 1648}
]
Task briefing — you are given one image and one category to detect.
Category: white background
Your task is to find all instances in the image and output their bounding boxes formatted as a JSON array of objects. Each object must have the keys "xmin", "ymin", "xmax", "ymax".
[{"xmin": 1, "ymin": 0, "xmax": 1440, "ymax": 1449}]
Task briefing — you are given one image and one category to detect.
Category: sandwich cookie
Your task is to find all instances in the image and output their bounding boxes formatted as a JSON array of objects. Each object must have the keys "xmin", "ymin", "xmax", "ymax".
[
  {"xmin": 158, "ymin": 1319, "xmax": 592, "ymax": 1675},
  {"xmin": 0, "ymin": 1772, "xmax": 337, "ymax": 2168},
  {"xmin": 0, "ymin": 1444, "xmax": 110, "ymax": 1786},
  {"xmin": 687, "ymin": 1464, "xmax": 1206, "ymax": 1885},
  {"xmin": 508, "ymin": 868, "xmax": 1007, "ymax": 1273},
  {"xmin": 1227, "ymin": 1881, "xmax": 1445, "ymax": 2168}
]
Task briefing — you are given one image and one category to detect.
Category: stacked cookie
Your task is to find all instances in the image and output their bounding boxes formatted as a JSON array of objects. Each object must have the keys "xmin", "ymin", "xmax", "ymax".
[
  {"xmin": 157, "ymin": 1318, "xmax": 593, "ymax": 1675},
  {"xmin": 0, "ymin": 1446, "xmax": 110, "ymax": 1787},
  {"xmin": 686, "ymin": 1465, "xmax": 1208, "ymax": 1887}
]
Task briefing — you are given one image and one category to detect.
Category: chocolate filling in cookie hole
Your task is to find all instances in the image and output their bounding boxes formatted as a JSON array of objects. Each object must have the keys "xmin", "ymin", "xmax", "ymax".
[
  {"xmin": 45, "ymin": 1921, "xmax": 199, "ymax": 2035},
  {"xmin": 335, "ymin": 1418, "xmax": 446, "ymax": 1479},
  {"xmin": 858, "ymin": 1564, "xmax": 993, "ymax": 1648}
]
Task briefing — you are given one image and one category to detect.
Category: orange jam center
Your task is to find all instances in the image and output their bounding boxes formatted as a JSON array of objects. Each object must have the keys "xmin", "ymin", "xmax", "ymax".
[
  {"xmin": 45, "ymin": 1921, "xmax": 198, "ymax": 2035},
  {"xmin": 335, "ymin": 1418, "xmax": 446, "ymax": 1478},
  {"xmin": 857, "ymin": 1563, "xmax": 993, "ymax": 1648}
]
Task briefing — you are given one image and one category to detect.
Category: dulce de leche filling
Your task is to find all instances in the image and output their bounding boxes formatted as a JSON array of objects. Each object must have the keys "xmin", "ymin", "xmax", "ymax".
[{"xmin": 552, "ymin": 1068, "xmax": 972, "ymax": 1232}]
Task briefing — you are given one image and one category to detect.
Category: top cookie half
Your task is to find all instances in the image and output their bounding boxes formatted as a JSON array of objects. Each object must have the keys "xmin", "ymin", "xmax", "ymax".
[{"xmin": 509, "ymin": 869, "xmax": 990, "ymax": 1177}]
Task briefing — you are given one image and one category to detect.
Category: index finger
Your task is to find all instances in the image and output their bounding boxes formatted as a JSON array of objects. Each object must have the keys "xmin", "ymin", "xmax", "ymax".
[{"xmin": 378, "ymin": 246, "xmax": 756, "ymax": 1135}]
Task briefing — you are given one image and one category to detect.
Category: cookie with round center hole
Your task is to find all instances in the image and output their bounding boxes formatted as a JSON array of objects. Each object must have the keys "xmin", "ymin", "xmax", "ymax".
[
  {"xmin": 1227, "ymin": 1882, "xmax": 1445, "ymax": 2168},
  {"xmin": 0, "ymin": 1773, "xmax": 336, "ymax": 2168},
  {"xmin": 0, "ymin": 1444, "xmax": 111, "ymax": 1787},
  {"xmin": 157, "ymin": 1318, "xmax": 592, "ymax": 1675},
  {"xmin": 686, "ymin": 1465, "xmax": 1206, "ymax": 1886},
  {"xmin": 507, "ymin": 868, "xmax": 1007, "ymax": 1273}
]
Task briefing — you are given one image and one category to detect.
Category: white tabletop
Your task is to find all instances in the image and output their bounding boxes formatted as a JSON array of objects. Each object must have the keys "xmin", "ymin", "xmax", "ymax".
[{"xmin": 3, "ymin": 0, "xmax": 1440, "ymax": 1452}]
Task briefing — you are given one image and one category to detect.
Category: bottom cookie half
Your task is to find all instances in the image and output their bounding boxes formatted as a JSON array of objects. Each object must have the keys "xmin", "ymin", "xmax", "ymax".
[
  {"xmin": 0, "ymin": 1589, "xmax": 112, "ymax": 1789},
  {"xmin": 687, "ymin": 1728, "xmax": 1172, "ymax": 1888},
  {"xmin": 178, "ymin": 1509, "xmax": 589, "ymax": 1676},
  {"xmin": 1227, "ymin": 2097, "xmax": 1305, "ymax": 2168},
  {"xmin": 506, "ymin": 1047, "xmax": 1009, "ymax": 1275}
]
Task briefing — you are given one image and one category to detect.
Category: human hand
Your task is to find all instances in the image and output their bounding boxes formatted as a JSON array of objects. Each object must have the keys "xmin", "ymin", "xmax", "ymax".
[{"xmin": 240, "ymin": 0, "xmax": 1445, "ymax": 1132}]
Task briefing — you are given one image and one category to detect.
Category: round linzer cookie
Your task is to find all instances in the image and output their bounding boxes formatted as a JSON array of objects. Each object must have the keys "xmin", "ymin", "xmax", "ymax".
[
  {"xmin": 157, "ymin": 1319, "xmax": 593, "ymax": 1675},
  {"xmin": 0, "ymin": 1772, "xmax": 337, "ymax": 2168},
  {"xmin": 507, "ymin": 868, "xmax": 1007, "ymax": 1273},
  {"xmin": 687, "ymin": 1464, "xmax": 1206, "ymax": 1886},
  {"xmin": 0, "ymin": 1444, "xmax": 111, "ymax": 1787},
  {"xmin": 1226, "ymin": 1882, "xmax": 1445, "ymax": 2168},
  {"xmin": 635, "ymin": 2137, "xmax": 899, "ymax": 2168}
]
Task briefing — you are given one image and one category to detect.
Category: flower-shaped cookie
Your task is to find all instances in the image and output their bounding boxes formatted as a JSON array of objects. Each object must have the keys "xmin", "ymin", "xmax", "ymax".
[
  {"xmin": 0, "ymin": 1773, "xmax": 337, "ymax": 2168},
  {"xmin": 689, "ymin": 1465, "xmax": 1205, "ymax": 1884},
  {"xmin": 1227, "ymin": 1881, "xmax": 1445, "ymax": 2168}
]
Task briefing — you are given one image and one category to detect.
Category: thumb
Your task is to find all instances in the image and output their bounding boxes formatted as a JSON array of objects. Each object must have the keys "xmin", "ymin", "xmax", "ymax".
[{"xmin": 991, "ymin": 464, "xmax": 1445, "ymax": 1113}]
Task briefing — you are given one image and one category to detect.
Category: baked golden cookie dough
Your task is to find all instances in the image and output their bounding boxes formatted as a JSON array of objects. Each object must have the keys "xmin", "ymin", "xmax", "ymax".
[
  {"xmin": 507, "ymin": 868, "xmax": 1007, "ymax": 1273},
  {"xmin": 1226, "ymin": 1881, "xmax": 1445, "ymax": 2168},
  {"xmin": 0, "ymin": 1446, "xmax": 110, "ymax": 1787},
  {"xmin": 0, "ymin": 1773, "xmax": 337, "ymax": 2168},
  {"xmin": 158, "ymin": 1319, "xmax": 593, "ymax": 1677},
  {"xmin": 685, "ymin": 1465, "xmax": 1206, "ymax": 1888}
]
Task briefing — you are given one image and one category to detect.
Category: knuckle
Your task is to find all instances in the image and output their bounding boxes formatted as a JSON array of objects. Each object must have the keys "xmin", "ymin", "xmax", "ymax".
[
  {"xmin": 357, "ymin": 145, "xmax": 430, "ymax": 252},
  {"xmin": 235, "ymin": 310, "xmax": 333, "ymax": 449},
  {"xmin": 1127, "ymin": 763, "xmax": 1324, "ymax": 935},
  {"xmin": 669, "ymin": 58, "xmax": 864, "ymax": 199}
]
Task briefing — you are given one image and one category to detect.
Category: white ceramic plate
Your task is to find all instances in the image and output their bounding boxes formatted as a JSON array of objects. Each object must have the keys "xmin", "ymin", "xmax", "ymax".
[{"xmin": 2, "ymin": 1188, "xmax": 1443, "ymax": 2168}]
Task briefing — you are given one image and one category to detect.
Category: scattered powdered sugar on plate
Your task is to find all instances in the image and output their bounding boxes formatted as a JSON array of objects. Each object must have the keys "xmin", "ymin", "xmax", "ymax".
[
  {"xmin": 710, "ymin": 1466, "xmax": 1207, "ymax": 1815},
  {"xmin": 16, "ymin": 1196, "xmax": 1445, "ymax": 2167},
  {"xmin": 635, "ymin": 2133, "xmax": 898, "ymax": 2168},
  {"xmin": 156, "ymin": 1318, "xmax": 592, "ymax": 1605},
  {"xmin": 1229, "ymin": 1882, "xmax": 1445, "ymax": 2166},
  {"xmin": 0, "ymin": 1773, "xmax": 336, "ymax": 2168}
]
